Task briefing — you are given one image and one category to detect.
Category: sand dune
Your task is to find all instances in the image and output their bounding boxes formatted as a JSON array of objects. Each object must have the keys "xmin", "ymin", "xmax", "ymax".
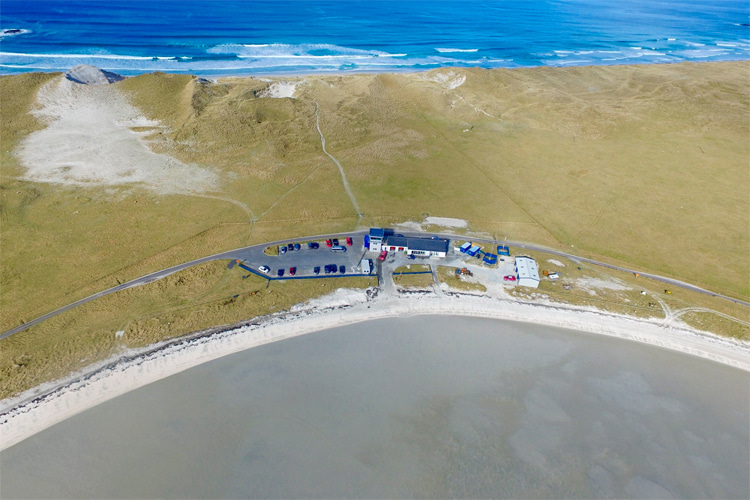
[{"xmin": 17, "ymin": 76, "xmax": 218, "ymax": 194}]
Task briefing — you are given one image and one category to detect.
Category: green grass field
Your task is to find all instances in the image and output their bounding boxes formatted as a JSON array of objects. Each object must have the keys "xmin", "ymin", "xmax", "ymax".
[{"xmin": 1, "ymin": 61, "xmax": 748, "ymax": 397}]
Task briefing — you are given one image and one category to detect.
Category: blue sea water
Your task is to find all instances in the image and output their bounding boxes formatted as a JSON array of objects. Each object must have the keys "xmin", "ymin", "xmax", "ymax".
[{"xmin": 1, "ymin": 0, "xmax": 748, "ymax": 76}]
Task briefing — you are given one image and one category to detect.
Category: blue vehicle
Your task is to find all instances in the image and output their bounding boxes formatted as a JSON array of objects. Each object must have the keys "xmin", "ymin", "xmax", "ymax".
[
  {"xmin": 279, "ymin": 245, "xmax": 287, "ymax": 254},
  {"xmin": 277, "ymin": 268, "xmax": 284, "ymax": 277},
  {"xmin": 339, "ymin": 265, "xmax": 346, "ymax": 274},
  {"xmin": 308, "ymin": 242, "xmax": 320, "ymax": 249},
  {"xmin": 314, "ymin": 266, "xmax": 321, "ymax": 275},
  {"xmin": 294, "ymin": 243, "xmax": 301, "ymax": 251}
]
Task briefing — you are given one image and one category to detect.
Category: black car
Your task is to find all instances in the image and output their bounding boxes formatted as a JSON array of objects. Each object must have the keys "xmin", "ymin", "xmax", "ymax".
[
  {"xmin": 332, "ymin": 238, "xmax": 339, "ymax": 246},
  {"xmin": 277, "ymin": 268, "xmax": 284, "ymax": 277},
  {"xmin": 287, "ymin": 244, "xmax": 294, "ymax": 252},
  {"xmin": 294, "ymin": 243, "xmax": 301, "ymax": 251},
  {"xmin": 308, "ymin": 242, "xmax": 320, "ymax": 249},
  {"xmin": 339, "ymin": 265, "xmax": 345, "ymax": 274},
  {"xmin": 314, "ymin": 266, "xmax": 321, "ymax": 275},
  {"xmin": 325, "ymin": 264, "xmax": 337, "ymax": 274}
]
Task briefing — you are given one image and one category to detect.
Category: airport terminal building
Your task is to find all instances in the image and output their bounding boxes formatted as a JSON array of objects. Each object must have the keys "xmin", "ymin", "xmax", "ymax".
[{"xmin": 378, "ymin": 233, "xmax": 449, "ymax": 257}]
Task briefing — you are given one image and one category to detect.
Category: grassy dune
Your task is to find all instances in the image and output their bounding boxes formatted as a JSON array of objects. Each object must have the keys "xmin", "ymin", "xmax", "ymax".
[
  {"xmin": 0, "ymin": 259, "xmax": 376, "ymax": 399},
  {"xmin": 115, "ymin": 63, "xmax": 748, "ymax": 298},
  {"xmin": 0, "ymin": 62, "xmax": 748, "ymax": 396}
]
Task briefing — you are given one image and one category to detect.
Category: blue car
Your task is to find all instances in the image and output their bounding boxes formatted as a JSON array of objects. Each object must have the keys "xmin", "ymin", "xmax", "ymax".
[{"xmin": 277, "ymin": 268, "xmax": 284, "ymax": 277}]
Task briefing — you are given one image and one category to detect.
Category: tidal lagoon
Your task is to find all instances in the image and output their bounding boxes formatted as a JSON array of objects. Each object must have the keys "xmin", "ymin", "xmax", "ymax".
[{"xmin": 1, "ymin": 315, "xmax": 748, "ymax": 498}]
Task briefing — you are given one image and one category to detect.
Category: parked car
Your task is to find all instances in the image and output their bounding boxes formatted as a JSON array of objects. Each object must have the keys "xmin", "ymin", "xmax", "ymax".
[
  {"xmin": 308, "ymin": 242, "xmax": 320, "ymax": 249},
  {"xmin": 339, "ymin": 265, "xmax": 346, "ymax": 274},
  {"xmin": 379, "ymin": 250, "xmax": 388, "ymax": 261},
  {"xmin": 287, "ymin": 244, "xmax": 294, "ymax": 252},
  {"xmin": 289, "ymin": 267, "xmax": 296, "ymax": 276},
  {"xmin": 332, "ymin": 238, "xmax": 339, "ymax": 246},
  {"xmin": 326, "ymin": 239, "xmax": 332, "ymax": 247},
  {"xmin": 503, "ymin": 275, "xmax": 517, "ymax": 282},
  {"xmin": 277, "ymin": 269, "xmax": 285, "ymax": 277},
  {"xmin": 325, "ymin": 264, "xmax": 337, "ymax": 274},
  {"xmin": 279, "ymin": 246, "xmax": 287, "ymax": 254},
  {"xmin": 313, "ymin": 266, "xmax": 321, "ymax": 275},
  {"xmin": 331, "ymin": 245, "xmax": 347, "ymax": 252},
  {"xmin": 294, "ymin": 243, "xmax": 301, "ymax": 251},
  {"xmin": 259, "ymin": 265, "xmax": 270, "ymax": 274},
  {"xmin": 346, "ymin": 237, "xmax": 353, "ymax": 246}
]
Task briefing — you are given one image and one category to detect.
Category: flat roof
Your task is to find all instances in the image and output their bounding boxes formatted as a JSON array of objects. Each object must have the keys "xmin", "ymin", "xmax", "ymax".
[
  {"xmin": 408, "ymin": 237, "xmax": 449, "ymax": 253},
  {"xmin": 384, "ymin": 236, "xmax": 408, "ymax": 247},
  {"xmin": 515, "ymin": 256, "xmax": 540, "ymax": 281},
  {"xmin": 369, "ymin": 228, "xmax": 385, "ymax": 237}
]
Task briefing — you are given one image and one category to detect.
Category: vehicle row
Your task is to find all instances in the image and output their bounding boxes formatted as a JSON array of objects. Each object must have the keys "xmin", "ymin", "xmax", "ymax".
[
  {"xmin": 257, "ymin": 264, "xmax": 348, "ymax": 276},
  {"xmin": 279, "ymin": 237, "xmax": 353, "ymax": 254}
]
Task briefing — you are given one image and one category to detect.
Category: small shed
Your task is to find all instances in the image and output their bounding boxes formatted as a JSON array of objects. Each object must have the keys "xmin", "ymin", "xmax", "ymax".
[
  {"xmin": 467, "ymin": 245, "xmax": 481, "ymax": 257},
  {"xmin": 459, "ymin": 242, "xmax": 472, "ymax": 253}
]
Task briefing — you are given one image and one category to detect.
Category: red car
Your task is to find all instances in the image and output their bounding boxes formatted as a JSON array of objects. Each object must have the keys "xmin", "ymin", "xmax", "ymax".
[
  {"xmin": 326, "ymin": 239, "xmax": 332, "ymax": 247},
  {"xmin": 379, "ymin": 250, "xmax": 388, "ymax": 261},
  {"xmin": 346, "ymin": 237, "xmax": 353, "ymax": 246},
  {"xmin": 503, "ymin": 275, "xmax": 517, "ymax": 282},
  {"xmin": 289, "ymin": 267, "xmax": 296, "ymax": 276}
]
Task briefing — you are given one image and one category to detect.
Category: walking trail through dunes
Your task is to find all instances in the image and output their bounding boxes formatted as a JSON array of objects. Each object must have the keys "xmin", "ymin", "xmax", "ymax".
[{"xmin": 16, "ymin": 75, "xmax": 218, "ymax": 194}]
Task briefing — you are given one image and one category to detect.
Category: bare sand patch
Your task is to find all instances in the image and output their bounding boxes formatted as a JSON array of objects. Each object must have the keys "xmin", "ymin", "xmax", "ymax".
[
  {"xmin": 17, "ymin": 76, "xmax": 218, "ymax": 194},
  {"xmin": 260, "ymin": 81, "xmax": 301, "ymax": 98},
  {"xmin": 423, "ymin": 70, "xmax": 466, "ymax": 89},
  {"xmin": 576, "ymin": 277, "xmax": 633, "ymax": 296}
]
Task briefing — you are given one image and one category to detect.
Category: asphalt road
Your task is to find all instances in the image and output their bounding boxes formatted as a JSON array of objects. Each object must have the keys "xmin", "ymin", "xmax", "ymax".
[{"xmin": 2, "ymin": 230, "xmax": 747, "ymax": 340}]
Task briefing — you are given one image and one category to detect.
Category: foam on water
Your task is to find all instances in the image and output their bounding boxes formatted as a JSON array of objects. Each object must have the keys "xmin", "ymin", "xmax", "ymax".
[{"xmin": 0, "ymin": 0, "xmax": 748, "ymax": 76}]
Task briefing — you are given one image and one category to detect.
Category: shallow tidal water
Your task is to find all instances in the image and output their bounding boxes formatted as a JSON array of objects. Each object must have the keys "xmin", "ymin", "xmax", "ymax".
[{"xmin": 1, "ymin": 315, "xmax": 748, "ymax": 498}]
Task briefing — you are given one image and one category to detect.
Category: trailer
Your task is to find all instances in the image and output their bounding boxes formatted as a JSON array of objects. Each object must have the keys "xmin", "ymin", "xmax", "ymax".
[
  {"xmin": 361, "ymin": 258, "xmax": 373, "ymax": 274},
  {"xmin": 466, "ymin": 245, "xmax": 481, "ymax": 257}
]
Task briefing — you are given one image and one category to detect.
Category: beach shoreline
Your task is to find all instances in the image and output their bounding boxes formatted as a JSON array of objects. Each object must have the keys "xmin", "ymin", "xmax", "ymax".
[{"xmin": 1, "ymin": 288, "xmax": 748, "ymax": 452}]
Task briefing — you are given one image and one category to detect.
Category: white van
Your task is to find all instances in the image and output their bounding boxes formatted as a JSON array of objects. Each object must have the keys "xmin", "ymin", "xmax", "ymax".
[{"xmin": 330, "ymin": 245, "xmax": 347, "ymax": 253}]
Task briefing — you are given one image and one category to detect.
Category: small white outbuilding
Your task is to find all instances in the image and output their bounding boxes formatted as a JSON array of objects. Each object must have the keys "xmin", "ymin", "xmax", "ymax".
[{"xmin": 515, "ymin": 256, "xmax": 540, "ymax": 288}]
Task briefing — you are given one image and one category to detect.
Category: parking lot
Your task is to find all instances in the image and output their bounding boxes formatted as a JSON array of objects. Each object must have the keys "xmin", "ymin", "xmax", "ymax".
[{"xmin": 239, "ymin": 235, "xmax": 373, "ymax": 279}]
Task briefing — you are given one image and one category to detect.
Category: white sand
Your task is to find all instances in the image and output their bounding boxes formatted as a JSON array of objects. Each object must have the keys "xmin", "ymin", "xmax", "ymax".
[
  {"xmin": 1, "ymin": 289, "xmax": 747, "ymax": 452},
  {"xmin": 17, "ymin": 76, "xmax": 218, "ymax": 194},
  {"xmin": 424, "ymin": 216, "xmax": 469, "ymax": 228},
  {"xmin": 547, "ymin": 259, "xmax": 566, "ymax": 267},
  {"xmin": 262, "ymin": 81, "xmax": 299, "ymax": 98},
  {"xmin": 423, "ymin": 70, "xmax": 466, "ymax": 90}
]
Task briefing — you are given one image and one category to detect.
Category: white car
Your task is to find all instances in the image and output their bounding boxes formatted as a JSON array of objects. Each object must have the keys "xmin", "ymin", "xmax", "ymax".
[{"xmin": 259, "ymin": 265, "xmax": 270, "ymax": 274}]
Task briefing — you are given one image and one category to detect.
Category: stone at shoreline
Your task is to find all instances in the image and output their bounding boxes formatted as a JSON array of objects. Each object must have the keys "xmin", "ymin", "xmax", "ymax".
[{"xmin": 65, "ymin": 64, "xmax": 125, "ymax": 85}]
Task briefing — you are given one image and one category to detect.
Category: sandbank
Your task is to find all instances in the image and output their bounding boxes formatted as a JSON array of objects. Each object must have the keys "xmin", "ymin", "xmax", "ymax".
[{"xmin": 1, "ymin": 289, "xmax": 747, "ymax": 452}]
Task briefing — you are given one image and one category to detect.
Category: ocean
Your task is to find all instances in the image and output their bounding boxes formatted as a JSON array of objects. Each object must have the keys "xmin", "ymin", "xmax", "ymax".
[
  {"xmin": 1, "ymin": 0, "xmax": 748, "ymax": 76},
  {"xmin": 1, "ymin": 316, "xmax": 747, "ymax": 498}
]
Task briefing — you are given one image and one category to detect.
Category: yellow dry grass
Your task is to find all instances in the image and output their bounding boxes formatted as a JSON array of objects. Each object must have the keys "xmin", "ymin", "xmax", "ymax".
[
  {"xmin": 0, "ymin": 259, "xmax": 376, "ymax": 399},
  {"xmin": 1, "ymin": 62, "xmax": 748, "ymax": 396}
]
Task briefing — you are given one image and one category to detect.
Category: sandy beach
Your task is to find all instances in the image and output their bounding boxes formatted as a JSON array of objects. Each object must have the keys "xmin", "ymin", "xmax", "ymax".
[{"xmin": 1, "ymin": 288, "xmax": 748, "ymax": 452}]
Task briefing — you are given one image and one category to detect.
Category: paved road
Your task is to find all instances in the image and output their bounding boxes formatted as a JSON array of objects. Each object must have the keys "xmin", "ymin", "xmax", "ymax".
[{"xmin": 3, "ymin": 230, "xmax": 747, "ymax": 340}]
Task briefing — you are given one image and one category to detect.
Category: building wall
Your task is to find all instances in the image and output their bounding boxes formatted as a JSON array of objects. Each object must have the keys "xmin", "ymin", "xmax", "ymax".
[{"xmin": 518, "ymin": 277, "xmax": 540, "ymax": 288}]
